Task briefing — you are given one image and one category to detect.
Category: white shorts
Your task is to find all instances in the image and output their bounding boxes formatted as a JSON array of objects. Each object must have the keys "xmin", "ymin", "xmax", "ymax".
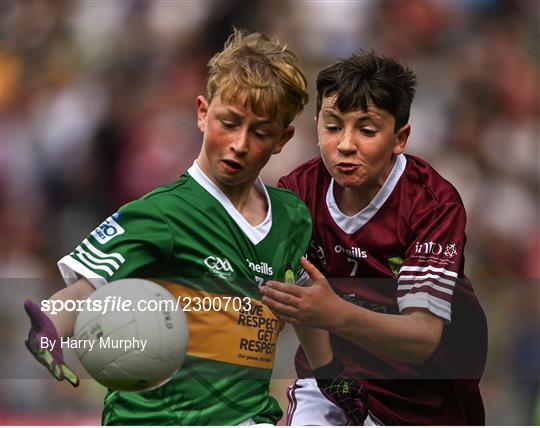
[
  {"xmin": 238, "ymin": 416, "xmax": 274, "ymax": 426},
  {"xmin": 286, "ymin": 378, "xmax": 381, "ymax": 426}
]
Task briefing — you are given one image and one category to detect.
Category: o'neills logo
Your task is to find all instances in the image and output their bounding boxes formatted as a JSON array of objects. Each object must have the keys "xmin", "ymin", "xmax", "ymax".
[
  {"xmin": 334, "ymin": 245, "xmax": 367, "ymax": 259},
  {"xmin": 246, "ymin": 259, "xmax": 273, "ymax": 275},
  {"xmin": 414, "ymin": 241, "xmax": 443, "ymax": 255}
]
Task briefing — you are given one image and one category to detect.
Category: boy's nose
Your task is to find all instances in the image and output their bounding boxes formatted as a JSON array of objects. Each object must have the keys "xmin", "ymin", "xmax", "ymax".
[
  {"xmin": 231, "ymin": 129, "xmax": 249, "ymax": 154},
  {"xmin": 337, "ymin": 130, "xmax": 357, "ymax": 154}
]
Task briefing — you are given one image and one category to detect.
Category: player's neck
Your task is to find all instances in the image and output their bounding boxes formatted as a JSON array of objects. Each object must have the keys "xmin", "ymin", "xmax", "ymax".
[
  {"xmin": 334, "ymin": 185, "xmax": 375, "ymax": 216},
  {"xmin": 195, "ymin": 156, "xmax": 268, "ymax": 226},
  {"xmin": 210, "ymin": 178, "xmax": 267, "ymax": 226},
  {"xmin": 334, "ymin": 157, "xmax": 396, "ymax": 216},
  {"xmin": 223, "ymin": 183, "xmax": 268, "ymax": 226},
  {"xmin": 239, "ymin": 185, "xmax": 268, "ymax": 226}
]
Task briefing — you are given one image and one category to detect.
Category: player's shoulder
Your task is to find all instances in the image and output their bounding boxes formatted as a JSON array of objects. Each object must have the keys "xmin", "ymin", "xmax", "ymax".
[
  {"xmin": 278, "ymin": 157, "xmax": 329, "ymax": 203},
  {"xmin": 140, "ymin": 172, "xmax": 192, "ymax": 202},
  {"xmin": 266, "ymin": 185, "xmax": 312, "ymax": 229},
  {"xmin": 114, "ymin": 173, "xmax": 192, "ymax": 220},
  {"xmin": 403, "ymin": 154, "xmax": 463, "ymax": 206},
  {"xmin": 280, "ymin": 156, "xmax": 325, "ymax": 183},
  {"xmin": 267, "ymin": 185, "xmax": 310, "ymax": 214}
]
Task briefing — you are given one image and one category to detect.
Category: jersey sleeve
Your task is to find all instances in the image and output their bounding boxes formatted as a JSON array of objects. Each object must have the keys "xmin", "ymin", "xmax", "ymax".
[
  {"xmin": 397, "ymin": 202, "xmax": 466, "ymax": 323},
  {"xmin": 57, "ymin": 198, "xmax": 172, "ymax": 288}
]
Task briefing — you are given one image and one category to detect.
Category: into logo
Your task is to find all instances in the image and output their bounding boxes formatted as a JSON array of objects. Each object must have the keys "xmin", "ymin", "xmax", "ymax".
[{"xmin": 414, "ymin": 241, "xmax": 443, "ymax": 255}]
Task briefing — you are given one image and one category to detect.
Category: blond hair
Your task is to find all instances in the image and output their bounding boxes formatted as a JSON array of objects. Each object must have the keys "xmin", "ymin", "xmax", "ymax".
[{"xmin": 207, "ymin": 29, "xmax": 308, "ymax": 126}]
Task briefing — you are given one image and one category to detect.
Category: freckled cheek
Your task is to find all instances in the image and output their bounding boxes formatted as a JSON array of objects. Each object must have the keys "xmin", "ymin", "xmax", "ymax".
[
  {"xmin": 360, "ymin": 152, "xmax": 389, "ymax": 180},
  {"xmin": 249, "ymin": 146, "xmax": 273, "ymax": 167},
  {"xmin": 204, "ymin": 127, "xmax": 230, "ymax": 152},
  {"xmin": 203, "ymin": 135, "xmax": 221, "ymax": 156},
  {"xmin": 360, "ymin": 143, "xmax": 385, "ymax": 162},
  {"xmin": 319, "ymin": 140, "xmax": 336, "ymax": 163}
]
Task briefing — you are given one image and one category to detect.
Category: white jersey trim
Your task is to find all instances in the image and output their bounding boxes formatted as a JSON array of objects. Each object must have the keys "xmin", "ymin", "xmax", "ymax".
[
  {"xmin": 82, "ymin": 238, "xmax": 125, "ymax": 263},
  {"xmin": 76, "ymin": 245, "xmax": 119, "ymax": 270},
  {"xmin": 326, "ymin": 154, "xmax": 407, "ymax": 234},
  {"xmin": 399, "ymin": 273, "xmax": 456, "ymax": 287},
  {"xmin": 400, "ymin": 264, "xmax": 458, "ymax": 278},
  {"xmin": 398, "ymin": 280, "xmax": 453, "ymax": 295},
  {"xmin": 73, "ymin": 247, "xmax": 114, "ymax": 276},
  {"xmin": 57, "ymin": 255, "xmax": 107, "ymax": 288},
  {"xmin": 397, "ymin": 292, "xmax": 452, "ymax": 323},
  {"xmin": 188, "ymin": 161, "xmax": 272, "ymax": 245},
  {"xmin": 296, "ymin": 269, "xmax": 309, "ymax": 286}
]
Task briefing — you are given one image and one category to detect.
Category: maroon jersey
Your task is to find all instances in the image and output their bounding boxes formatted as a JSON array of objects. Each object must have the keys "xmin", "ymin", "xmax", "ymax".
[{"xmin": 278, "ymin": 154, "xmax": 487, "ymax": 425}]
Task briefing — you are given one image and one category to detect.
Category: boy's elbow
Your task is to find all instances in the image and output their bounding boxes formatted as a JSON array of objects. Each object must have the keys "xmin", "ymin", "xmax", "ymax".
[
  {"xmin": 411, "ymin": 335, "xmax": 442, "ymax": 364},
  {"xmin": 411, "ymin": 322, "xmax": 444, "ymax": 364},
  {"xmin": 403, "ymin": 309, "xmax": 444, "ymax": 364}
]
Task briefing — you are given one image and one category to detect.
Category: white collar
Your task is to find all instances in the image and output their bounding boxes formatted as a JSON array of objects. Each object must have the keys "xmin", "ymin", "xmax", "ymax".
[
  {"xmin": 326, "ymin": 154, "xmax": 407, "ymax": 234},
  {"xmin": 187, "ymin": 161, "xmax": 272, "ymax": 245}
]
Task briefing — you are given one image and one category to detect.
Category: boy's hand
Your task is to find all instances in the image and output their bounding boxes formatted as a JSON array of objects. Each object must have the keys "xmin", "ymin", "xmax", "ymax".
[
  {"xmin": 24, "ymin": 300, "xmax": 79, "ymax": 387},
  {"xmin": 313, "ymin": 356, "xmax": 368, "ymax": 425},
  {"xmin": 261, "ymin": 257, "xmax": 341, "ymax": 329}
]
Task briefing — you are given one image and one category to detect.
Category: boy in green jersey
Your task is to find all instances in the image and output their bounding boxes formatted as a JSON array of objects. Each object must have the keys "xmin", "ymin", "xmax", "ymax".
[{"xmin": 24, "ymin": 29, "xmax": 312, "ymax": 425}]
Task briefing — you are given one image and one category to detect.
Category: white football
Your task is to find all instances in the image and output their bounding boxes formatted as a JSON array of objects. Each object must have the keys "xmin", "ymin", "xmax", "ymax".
[{"xmin": 73, "ymin": 279, "xmax": 188, "ymax": 391}]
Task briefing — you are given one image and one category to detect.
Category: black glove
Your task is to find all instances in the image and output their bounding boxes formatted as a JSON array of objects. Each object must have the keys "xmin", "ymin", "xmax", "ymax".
[{"xmin": 313, "ymin": 356, "xmax": 368, "ymax": 425}]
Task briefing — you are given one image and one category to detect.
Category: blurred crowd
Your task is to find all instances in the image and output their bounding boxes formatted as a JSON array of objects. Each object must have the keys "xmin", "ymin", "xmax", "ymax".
[{"xmin": 1, "ymin": 0, "xmax": 538, "ymax": 425}]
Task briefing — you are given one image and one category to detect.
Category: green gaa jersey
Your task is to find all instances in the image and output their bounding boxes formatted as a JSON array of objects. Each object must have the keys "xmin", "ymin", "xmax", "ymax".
[{"xmin": 58, "ymin": 162, "xmax": 312, "ymax": 425}]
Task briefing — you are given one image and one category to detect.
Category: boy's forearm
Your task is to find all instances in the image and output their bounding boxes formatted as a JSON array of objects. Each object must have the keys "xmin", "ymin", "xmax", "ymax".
[
  {"xmin": 331, "ymin": 302, "xmax": 443, "ymax": 364},
  {"xmin": 45, "ymin": 278, "xmax": 95, "ymax": 337},
  {"xmin": 293, "ymin": 325, "xmax": 333, "ymax": 369}
]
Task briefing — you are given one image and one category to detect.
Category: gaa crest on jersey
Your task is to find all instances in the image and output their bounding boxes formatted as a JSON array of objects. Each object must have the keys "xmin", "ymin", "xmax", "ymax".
[
  {"xmin": 203, "ymin": 256, "xmax": 234, "ymax": 279},
  {"xmin": 91, "ymin": 214, "xmax": 125, "ymax": 244}
]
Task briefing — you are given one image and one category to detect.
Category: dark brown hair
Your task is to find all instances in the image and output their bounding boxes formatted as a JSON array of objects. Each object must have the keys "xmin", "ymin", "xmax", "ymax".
[{"xmin": 316, "ymin": 51, "xmax": 416, "ymax": 131}]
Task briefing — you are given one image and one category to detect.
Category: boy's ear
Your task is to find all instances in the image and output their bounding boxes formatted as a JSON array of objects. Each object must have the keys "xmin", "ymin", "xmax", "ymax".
[
  {"xmin": 272, "ymin": 125, "xmax": 295, "ymax": 154},
  {"xmin": 196, "ymin": 95, "xmax": 209, "ymax": 133},
  {"xmin": 393, "ymin": 124, "xmax": 411, "ymax": 155}
]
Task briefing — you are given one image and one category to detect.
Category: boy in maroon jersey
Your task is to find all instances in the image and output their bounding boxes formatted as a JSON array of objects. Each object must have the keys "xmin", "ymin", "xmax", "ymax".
[{"xmin": 260, "ymin": 52, "xmax": 487, "ymax": 425}]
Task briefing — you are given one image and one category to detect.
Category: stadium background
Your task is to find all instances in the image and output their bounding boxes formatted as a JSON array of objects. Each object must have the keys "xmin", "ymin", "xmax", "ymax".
[{"xmin": 1, "ymin": 0, "xmax": 538, "ymax": 425}]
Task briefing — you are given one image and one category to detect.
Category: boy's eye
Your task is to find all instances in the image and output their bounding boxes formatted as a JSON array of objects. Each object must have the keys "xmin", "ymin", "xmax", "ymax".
[
  {"xmin": 361, "ymin": 128, "xmax": 376, "ymax": 136},
  {"xmin": 325, "ymin": 124, "xmax": 340, "ymax": 132},
  {"xmin": 220, "ymin": 120, "xmax": 237, "ymax": 128},
  {"xmin": 254, "ymin": 130, "xmax": 270, "ymax": 138}
]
